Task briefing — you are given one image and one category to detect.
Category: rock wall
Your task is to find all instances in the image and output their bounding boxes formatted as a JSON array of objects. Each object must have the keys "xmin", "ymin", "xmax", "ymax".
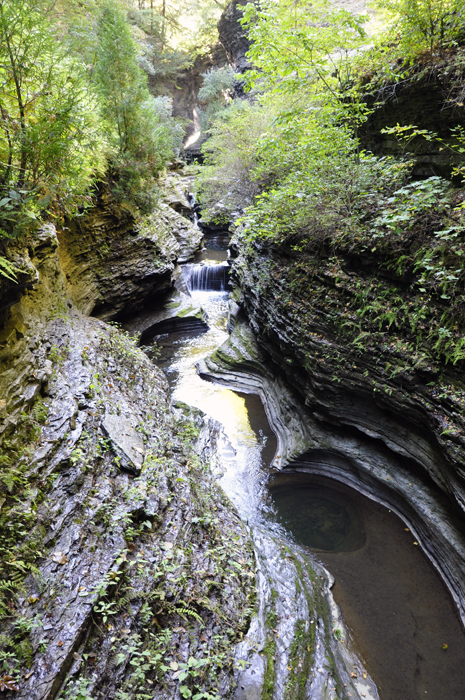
[
  {"xmin": 56, "ymin": 175, "xmax": 202, "ymax": 321},
  {"xmin": 0, "ymin": 185, "xmax": 258, "ymax": 700},
  {"xmin": 360, "ymin": 55, "xmax": 465, "ymax": 177},
  {"xmin": 206, "ymin": 234, "xmax": 465, "ymax": 629},
  {"xmin": 217, "ymin": 0, "xmax": 253, "ymax": 75}
]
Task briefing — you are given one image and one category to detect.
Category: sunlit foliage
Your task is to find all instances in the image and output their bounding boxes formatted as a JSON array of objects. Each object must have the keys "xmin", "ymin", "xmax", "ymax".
[{"xmin": 0, "ymin": 0, "xmax": 106, "ymax": 236}]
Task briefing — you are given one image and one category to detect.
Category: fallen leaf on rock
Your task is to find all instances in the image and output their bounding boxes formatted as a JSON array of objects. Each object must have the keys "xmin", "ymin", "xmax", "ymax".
[
  {"xmin": 57, "ymin": 641, "xmax": 63, "ymax": 647},
  {"xmin": 363, "ymin": 672, "xmax": 367, "ymax": 679},
  {"xmin": 442, "ymin": 643, "xmax": 448, "ymax": 650},
  {"xmin": 0, "ymin": 675, "xmax": 19, "ymax": 692},
  {"xmin": 350, "ymin": 672, "xmax": 357, "ymax": 678},
  {"xmin": 24, "ymin": 671, "xmax": 33, "ymax": 680},
  {"xmin": 413, "ymin": 541, "xmax": 419, "ymax": 545},
  {"xmin": 52, "ymin": 552, "xmax": 67, "ymax": 565}
]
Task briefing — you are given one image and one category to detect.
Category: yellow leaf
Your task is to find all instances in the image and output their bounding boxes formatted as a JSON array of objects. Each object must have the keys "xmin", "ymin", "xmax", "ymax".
[{"xmin": 52, "ymin": 552, "xmax": 67, "ymax": 565}]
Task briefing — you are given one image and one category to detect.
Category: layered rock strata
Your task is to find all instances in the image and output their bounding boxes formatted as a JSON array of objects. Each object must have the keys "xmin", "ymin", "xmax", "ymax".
[
  {"xmin": 198, "ymin": 310, "xmax": 465, "ymax": 629},
  {"xmin": 201, "ymin": 417, "xmax": 379, "ymax": 700},
  {"xmin": 0, "ymin": 194, "xmax": 258, "ymax": 699},
  {"xmin": 56, "ymin": 175, "xmax": 202, "ymax": 320}
]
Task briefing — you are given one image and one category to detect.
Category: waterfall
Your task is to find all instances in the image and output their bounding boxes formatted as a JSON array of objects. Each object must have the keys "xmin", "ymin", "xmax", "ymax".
[
  {"xmin": 188, "ymin": 192, "xmax": 200, "ymax": 226},
  {"xmin": 184, "ymin": 262, "xmax": 229, "ymax": 292}
]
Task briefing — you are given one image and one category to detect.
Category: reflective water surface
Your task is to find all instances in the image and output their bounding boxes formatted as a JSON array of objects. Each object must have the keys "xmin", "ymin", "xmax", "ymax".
[{"xmin": 267, "ymin": 473, "xmax": 465, "ymax": 700}]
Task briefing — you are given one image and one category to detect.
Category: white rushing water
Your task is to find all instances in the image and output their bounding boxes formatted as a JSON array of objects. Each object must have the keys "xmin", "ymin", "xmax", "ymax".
[{"xmin": 161, "ymin": 290, "xmax": 271, "ymax": 519}]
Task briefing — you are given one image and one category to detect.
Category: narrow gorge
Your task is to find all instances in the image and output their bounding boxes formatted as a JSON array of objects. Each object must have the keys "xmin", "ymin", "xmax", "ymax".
[{"xmin": 2, "ymin": 1, "xmax": 465, "ymax": 699}]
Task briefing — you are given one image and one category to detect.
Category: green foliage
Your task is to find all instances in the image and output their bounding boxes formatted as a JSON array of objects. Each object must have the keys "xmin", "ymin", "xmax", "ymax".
[
  {"xmin": 94, "ymin": 1, "xmax": 184, "ymax": 212},
  {"xmin": 0, "ymin": 400, "xmax": 49, "ymax": 621},
  {"xmin": 0, "ymin": 256, "xmax": 20, "ymax": 282},
  {"xmin": 371, "ymin": 0, "xmax": 465, "ymax": 56},
  {"xmin": 198, "ymin": 66, "xmax": 234, "ymax": 133},
  {"xmin": 94, "ymin": 2, "xmax": 147, "ymax": 155},
  {"xmin": 0, "ymin": 0, "xmax": 106, "ymax": 235},
  {"xmin": 61, "ymin": 677, "xmax": 95, "ymax": 700},
  {"xmin": 0, "ymin": 0, "xmax": 186, "ymax": 259},
  {"xmin": 128, "ymin": 0, "xmax": 228, "ymax": 55},
  {"xmin": 241, "ymin": 0, "xmax": 368, "ymax": 118},
  {"xmin": 197, "ymin": 99, "xmax": 278, "ymax": 222},
  {"xmin": 372, "ymin": 176, "xmax": 452, "ymax": 234},
  {"xmin": 192, "ymin": 0, "xmax": 465, "ymax": 374},
  {"xmin": 197, "ymin": 0, "xmax": 373, "ymax": 227}
]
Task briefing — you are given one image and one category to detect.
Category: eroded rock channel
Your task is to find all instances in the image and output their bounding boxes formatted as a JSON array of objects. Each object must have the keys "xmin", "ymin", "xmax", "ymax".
[
  {"xmin": 2, "ymin": 170, "xmax": 465, "ymax": 700},
  {"xmin": 135, "ymin": 226, "xmax": 465, "ymax": 699}
]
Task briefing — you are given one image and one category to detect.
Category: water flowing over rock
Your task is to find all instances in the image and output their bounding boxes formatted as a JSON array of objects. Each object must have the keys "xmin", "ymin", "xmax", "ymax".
[
  {"xmin": 198, "ymin": 318, "xmax": 465, "ymax": 694},
  {"xmin": 183, "ymin": 262, "xmax": 230, "ymax": 292}
]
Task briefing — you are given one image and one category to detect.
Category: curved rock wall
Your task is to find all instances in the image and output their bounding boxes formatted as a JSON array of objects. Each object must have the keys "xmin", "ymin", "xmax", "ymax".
[
  {"xmin": 56, "ymin": 175, "xmax": 202, "ymax": 320},
  {"xmin": 198, "ymin": 286, "xmax": 465, "ymax": 628}
]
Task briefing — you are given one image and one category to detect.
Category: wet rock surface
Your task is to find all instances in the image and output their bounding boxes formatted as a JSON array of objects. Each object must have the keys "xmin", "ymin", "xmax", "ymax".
[
  {"xmin": 233, "ymin": 525, "xmax": 379, "ymax": 700},
  {"xmin": 124, "ymin": 288, "xmax": 209, "ymax": 342},
  {"xmin": 56, "ymin": 175, "xmax": 202, "ymax": 320},
  {"xmin": 198, "ymin": 320, "xmax": 465, "ymax": 630},
  {"xmin": 0, "ymin": 198, "xmax": 254, "ymax": 699}
]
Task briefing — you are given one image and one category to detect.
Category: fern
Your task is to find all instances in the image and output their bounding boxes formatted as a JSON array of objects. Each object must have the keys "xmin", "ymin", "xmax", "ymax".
[
  {"xmin": 0, "ymin": 256, "xmax": 20, "ymax": 282},
  {"xmin": 176, "ymin": 605, "xmax": 205, "ymax": 628}
]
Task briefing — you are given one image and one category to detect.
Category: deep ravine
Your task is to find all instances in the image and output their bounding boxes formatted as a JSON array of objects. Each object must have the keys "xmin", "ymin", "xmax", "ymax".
[{"xmin": 140, "ymin": 230, "xmax": 465, "ymax": 700}]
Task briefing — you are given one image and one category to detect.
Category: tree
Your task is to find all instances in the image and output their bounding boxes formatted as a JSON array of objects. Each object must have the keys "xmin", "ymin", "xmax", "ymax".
[
  {"xmin": 241, "ymin": 0, "xmax": 368, "ymax": 98},
  {"xmin": 129, "ymin": 0, "xmax": 228, "ymax": 56},
  {"xmin": 94, "ymin": 1, "xmax": 184, "ymax": 210},
  {"xmin": 94, "ymin": 2, "xmax": 147, "ymax": 154},
  {"xmin": 372, "ymin": 0, "xmax": 465, "ymax": 56},
  {"xmin": 0, "ymin": 0, "xmax": 106, "ymax": 235}
]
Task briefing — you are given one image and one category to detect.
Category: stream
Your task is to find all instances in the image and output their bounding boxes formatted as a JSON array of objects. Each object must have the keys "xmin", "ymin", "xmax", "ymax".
[{"xmin": 147, "ymin": 234, "xmax": 465, "ymax": 700}]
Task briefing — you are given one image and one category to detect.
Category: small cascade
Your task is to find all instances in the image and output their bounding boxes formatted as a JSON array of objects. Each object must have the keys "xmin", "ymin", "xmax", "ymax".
[
  {"xmin": 188, "ymin": 192, "xmax": 200, "ymax": 226},
  {"xmin": 184, "ymin": 262, "xmax": 229, "ymax": 292}
]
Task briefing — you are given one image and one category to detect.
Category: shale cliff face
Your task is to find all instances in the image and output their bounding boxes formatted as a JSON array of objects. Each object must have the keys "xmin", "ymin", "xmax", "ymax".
[
  {"xmin": 199, "ymin": 229, "xmax": 465, "ymax": 626},
  {"xmin": 217, "ymin": 0, "xmax": 252, "ymax": 74},
  {"xmin": 56, "ymin": 175, "xmax": 202, "ymax": 321},
  {"xmin": 0, "ymin": 180, "xmax": 255, "ymax": 700},
  {"xmin": 360, "ymin": 50, "xmax": 465, "ymax": 177}
]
